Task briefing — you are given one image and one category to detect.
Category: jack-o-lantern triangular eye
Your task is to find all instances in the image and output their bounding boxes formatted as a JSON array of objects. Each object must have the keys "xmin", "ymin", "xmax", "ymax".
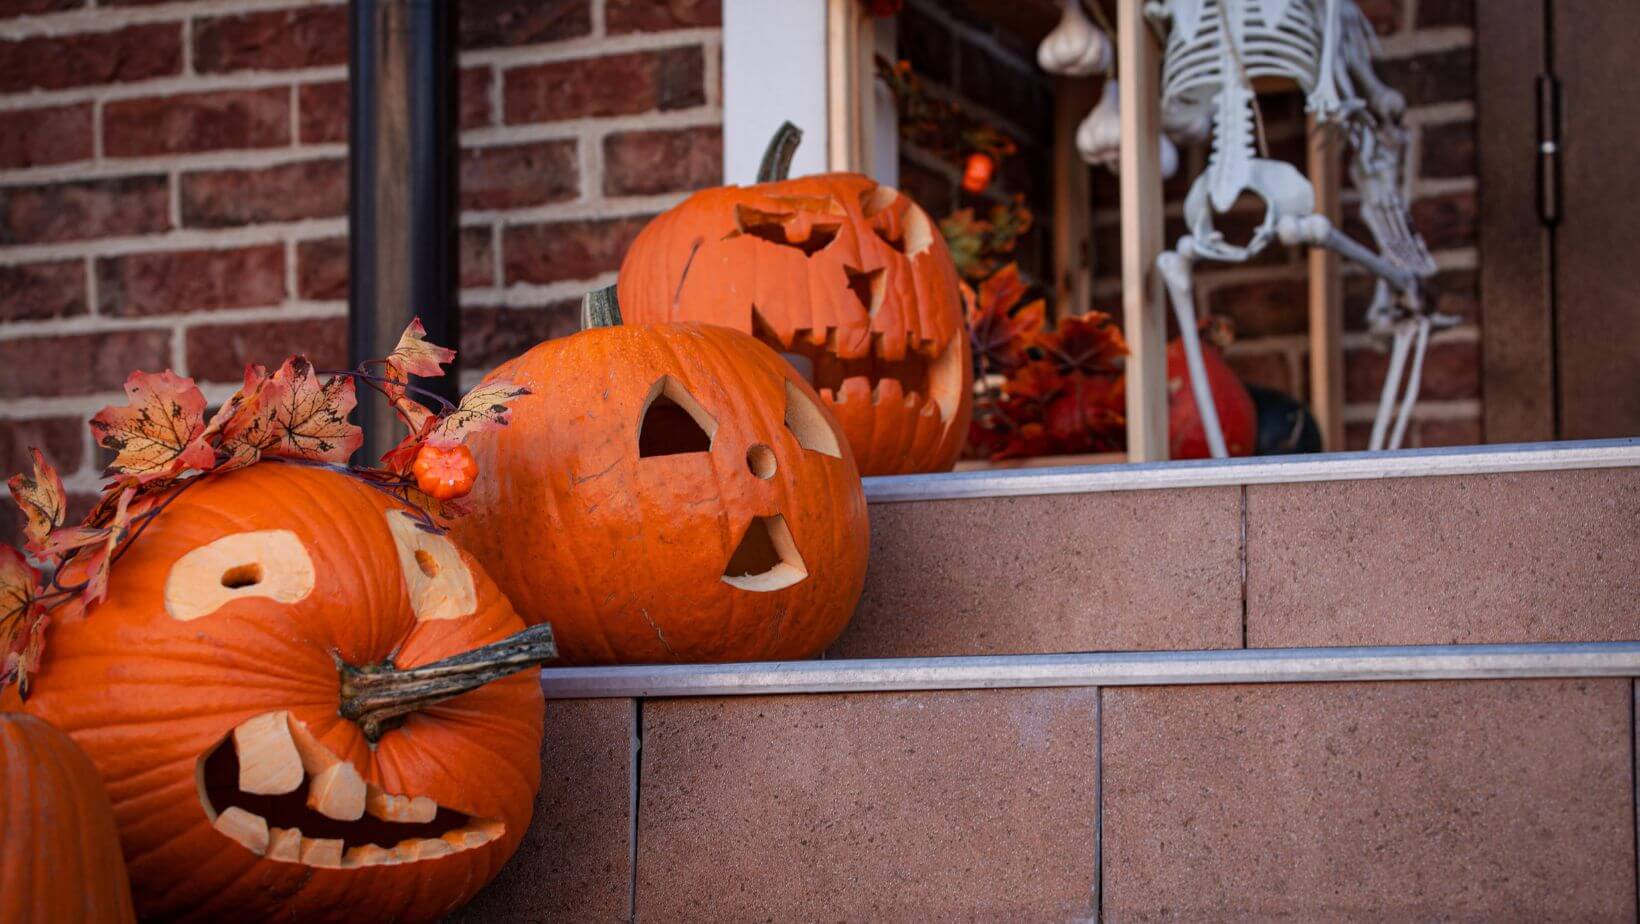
[
  {"xmin": 783, "ymin": 380, "xmax": 841, "ymax": 458},
  {"xmin": 639, "ymin": 376, "xmax": 717, "ymax": 457}
]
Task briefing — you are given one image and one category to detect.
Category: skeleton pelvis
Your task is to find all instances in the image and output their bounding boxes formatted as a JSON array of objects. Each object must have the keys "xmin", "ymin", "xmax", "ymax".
[{"xmin": 1185, "ymin": 157, "xmax": 1315, "ymax": 262}]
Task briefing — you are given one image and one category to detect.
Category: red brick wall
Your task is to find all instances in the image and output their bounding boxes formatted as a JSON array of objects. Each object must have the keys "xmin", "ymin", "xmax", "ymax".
[{"xmin": 0, "ymin": 0, "xmax": 723, "ymax": 528}]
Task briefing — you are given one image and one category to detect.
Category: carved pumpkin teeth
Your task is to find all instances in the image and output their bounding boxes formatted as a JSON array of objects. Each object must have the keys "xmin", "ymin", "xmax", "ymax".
[{"xmin": 198, "ymin": 711, "xmax": 503, "ymax": 868}]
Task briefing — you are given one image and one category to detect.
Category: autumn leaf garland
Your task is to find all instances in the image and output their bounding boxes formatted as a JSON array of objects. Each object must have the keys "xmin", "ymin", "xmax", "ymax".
[
  {"xmin": 965, "ymin": 264, "xmax": 1129, "ymax": 461},
  {"xmin": 0, "ymin": 320, "xmax": 528, "ymax": 695}
]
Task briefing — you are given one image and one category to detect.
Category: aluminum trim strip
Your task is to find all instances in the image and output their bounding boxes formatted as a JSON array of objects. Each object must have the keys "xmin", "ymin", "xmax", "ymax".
[
  {"xmin": 540, "ymin": 641, "xmax": 1640, "ymax": 699},
  {"xmin": 862, "ymin": 438, "xmax": 1640, "ymax": 503}
]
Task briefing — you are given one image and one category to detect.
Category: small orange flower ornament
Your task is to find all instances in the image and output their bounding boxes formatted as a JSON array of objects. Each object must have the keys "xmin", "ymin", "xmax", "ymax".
[{"xmin": 412, "ymin": 443, "xmax": 479, "ymax": 500}]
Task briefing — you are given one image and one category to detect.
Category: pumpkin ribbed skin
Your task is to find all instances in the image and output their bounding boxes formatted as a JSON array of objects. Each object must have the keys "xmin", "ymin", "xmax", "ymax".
[
  {"xmin": 3, "ymin": 465, "xmax": 543, "ymax": 923},
  {"xmin": 454, "ymin": 323, "xmax": 870, "ymax": 664},
  {"xmin": 1, "ymin": 713, "xmax": 137, "ymax": 924},
  {"xmin": 617, "ymin": 173, "xmax": 973, "ymax": 476}
]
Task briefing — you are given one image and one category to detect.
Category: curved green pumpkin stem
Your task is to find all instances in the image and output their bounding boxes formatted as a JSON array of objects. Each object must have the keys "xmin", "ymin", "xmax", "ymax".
[
  {"xmin": 757, "ymin": 121, "xmax": 803, "ymax": 183},
  {"xmin": 337, "ymin": 622, "xmax": 557, "ymax": 743},
  {"xmin": 580, "ymin": 284, "xmax": 622, "ymax": 329}
]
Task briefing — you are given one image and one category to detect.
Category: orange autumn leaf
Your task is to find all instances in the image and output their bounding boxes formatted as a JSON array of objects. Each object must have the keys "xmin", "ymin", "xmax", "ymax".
[
  {"xmin": 201, "ymin": 364, "xmax": 285, "ymax": 472},
  {"xmin": 0, "ymin": 544, "xmax": 43, "ymax": 689},
  {"xmin": 7, "ymin": 449, "xmax": 66, "ymax": 553},
  {"xmin": 1036, "ymin": 311, "xmax": 1128, "ymax": 377},
  {"xmin": 90, "ymin": 370, "xmax": 216, "ymax": 482},
  {"xmin": 965, "ymin": 266, "xmax": 1045, "ymax": 375},
  {"xmin": 385, "ymin": 318, "xmax": 456, "ymax": 380},
  {"xmin": 263, "ymin": 357, "xmax": 364, "ymax": 463},
  {"xmin": 55, "ymin": 486, "xmax": 135, "ymax": 609},
  {"xmin": 427, "ymin": 379, "xmax": 531, "ymax": 447}
]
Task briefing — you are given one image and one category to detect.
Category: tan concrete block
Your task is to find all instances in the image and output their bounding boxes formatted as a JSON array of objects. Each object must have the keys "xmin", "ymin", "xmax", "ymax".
[
  {"xmin": 833, "ymin": 488, "xmax": 1243, "ymax": 657},
  {"xmin": 635, "ymin": 688, "xmax": 1100, "ymax": 921},
  {"xmin": 1102, "ymin": 679, "xmax": 1636, "ymax": 920},
  {"xmin": 454, "ymin": 698, "xmax": 635, "ymax": 922},
  {"xmin": 1247, "ymin": 468, "xmax": 1640, "ymax": 646}
]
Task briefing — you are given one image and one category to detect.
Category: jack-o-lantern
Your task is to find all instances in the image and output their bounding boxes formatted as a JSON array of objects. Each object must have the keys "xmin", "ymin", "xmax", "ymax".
[
  {"xmin": 616, "ymin": 123, "xmax": 972, "ymax": 476},
  {"xmin": 2, "ymin": 713, "xmax": 137, "ymax": 924},
  {"xmin": 452, "ymin": 316, "xmax": 870, "ymax": 664},
  {"xmin": 5, "ymin": 464, "xmax": 551, "ymax": 923}
]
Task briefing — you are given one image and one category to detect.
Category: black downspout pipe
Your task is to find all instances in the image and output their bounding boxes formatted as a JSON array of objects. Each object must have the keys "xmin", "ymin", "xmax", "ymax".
[{"xmin": 348, "ymin": 0, "xmax": 459, "ymax": 463}]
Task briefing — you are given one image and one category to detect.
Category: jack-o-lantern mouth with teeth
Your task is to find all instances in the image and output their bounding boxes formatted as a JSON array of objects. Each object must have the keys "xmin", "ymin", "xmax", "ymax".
[
  {"xmin": 199, "ymin": 710, "xmax": 503, "ymax": 869},
  {"xmin": 8, "ymin": 464, "xmax": 550, "ymax": 922}
]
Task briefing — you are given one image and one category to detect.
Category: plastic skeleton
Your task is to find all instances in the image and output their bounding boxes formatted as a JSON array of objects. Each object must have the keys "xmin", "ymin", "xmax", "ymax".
[{"xmin": 1039, "ymin": 0, "xmax": 1452, "ymax": 454}]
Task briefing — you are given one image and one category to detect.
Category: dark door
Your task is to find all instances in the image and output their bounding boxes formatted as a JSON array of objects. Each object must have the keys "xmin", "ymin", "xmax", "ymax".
[{"xmin": 1479, "ymin": 0, "xmax": 1640, "ymax": 441}]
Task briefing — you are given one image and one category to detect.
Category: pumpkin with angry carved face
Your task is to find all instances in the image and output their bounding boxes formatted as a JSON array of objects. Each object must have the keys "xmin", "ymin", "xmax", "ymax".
[
  {"xmin": 3, "ymin": 464, "xmax": 551, "ymax": 923},
  {"xmin": 616, "ymin": 125, "xmax": 972, "ymax": 476},
  {"xmin": 452, "ymin": 320, "xmax": 870, "ymax": 664}
]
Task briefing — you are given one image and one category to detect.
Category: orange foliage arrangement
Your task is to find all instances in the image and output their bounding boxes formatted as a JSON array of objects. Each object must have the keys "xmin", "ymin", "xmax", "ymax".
[
  {"xmin": 966, "ymin": 264, "xmax": 1129, "ymax": 460},
  {"xmin": 0, "ymin": 321, "xmax": 528, "ymax": 695}
]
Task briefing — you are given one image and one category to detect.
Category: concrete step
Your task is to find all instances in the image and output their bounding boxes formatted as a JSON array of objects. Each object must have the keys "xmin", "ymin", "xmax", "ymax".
[{"xmin": 456, "ymin": 440, "xmax": 1640, "ymax": 921}]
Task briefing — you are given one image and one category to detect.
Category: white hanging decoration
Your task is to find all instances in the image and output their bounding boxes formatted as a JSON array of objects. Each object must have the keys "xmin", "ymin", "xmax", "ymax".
[
  {"xmin": 1077, "ymin": 80, "xmax": 1179, "ymax": 179},
  {"xmin": 1037, "ymin": 0, "xmax": 1113, "ymax": 77},
  {"xmin": 1076, "ymin": 79, "xmax": 1122, "ymax": 167}
]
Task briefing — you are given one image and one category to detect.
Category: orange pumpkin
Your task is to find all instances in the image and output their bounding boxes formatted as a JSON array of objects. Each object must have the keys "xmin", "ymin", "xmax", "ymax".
[
  {"xmin": 453, "ymin": 318, "xmax": 869, "ymax": 665},
  {"xmin": 616, "ymin": 123, "xmax": 972, "ymax": 476},
  {"xmin": 4, "ymin": 464, "xmax": 550, "ymax": 923},
  {"xmin": 1, "ymin": 713, "xmax": 137, "ymax": 924}
]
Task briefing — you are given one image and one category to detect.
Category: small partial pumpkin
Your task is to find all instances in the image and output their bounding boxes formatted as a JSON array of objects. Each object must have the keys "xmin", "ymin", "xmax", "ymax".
[
  {"xmin": 617, "ymin": 123, "xmax": 972, "ymax": 476},
  {"xmin": 5, "ymin": 464, "xmax": 551, "ymax": 923},
  {"xmin": 454, "ymin": 318, "xmax": 869, "ymax": 665},
  {"xmin": 1167, "ymin": 338, "xmax": 1257, "ymax": 459},
  {"xmin": 1, "ymin": 713, "xmax": 137, "ymax": 924}
]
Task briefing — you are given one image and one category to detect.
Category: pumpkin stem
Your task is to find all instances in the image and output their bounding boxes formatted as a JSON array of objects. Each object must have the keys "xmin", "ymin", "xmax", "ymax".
[
  {"xmin": 337, "ymin": 623, "xmax": 557, "ymax": 743},
  {"xmin": 757, "ymin": 121, "xmax": 803, "ymax": 183},
  {"xmin": 580, "ymin": 284, "xmax": 622, "ymax": 329}
]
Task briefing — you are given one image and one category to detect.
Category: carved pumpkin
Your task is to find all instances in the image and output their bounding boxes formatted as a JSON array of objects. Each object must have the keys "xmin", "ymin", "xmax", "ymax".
[
  {"xmin": 1, "ymin": 713, "xmax": 137, "ymax": 924},
  {"xmin": 453, "ymin": 316, "xmax": 869, "ymax": 664},
  {"xmin": 616, "ymin": 124, "xmax": 972, "ymax": 476},
  {"xmin": 4, "ymin": 464, "xmax": 551, "ymax": 923}
]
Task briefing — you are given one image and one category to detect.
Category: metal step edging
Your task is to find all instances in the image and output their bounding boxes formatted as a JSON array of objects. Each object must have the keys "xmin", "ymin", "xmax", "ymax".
[{"xmin": 539, "ymin": 641, "xmax": 1640, "ymax": 699}]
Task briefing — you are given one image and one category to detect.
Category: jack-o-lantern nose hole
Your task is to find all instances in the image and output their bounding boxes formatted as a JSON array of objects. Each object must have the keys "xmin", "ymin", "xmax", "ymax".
[
  {"xmin": 413, "ymin": 549, "xmax": 439, "ymax": 579},
  {"xmin": 220, "ymin": 564, "xmax": 263, "ymax": 589},
  {"xmin": 746, "ymin": 444, "xmax": 777, "ymax": 479}
]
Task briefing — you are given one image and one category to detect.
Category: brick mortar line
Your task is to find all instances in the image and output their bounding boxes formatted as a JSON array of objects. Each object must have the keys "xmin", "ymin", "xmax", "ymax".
[
  {"xmin": 1219, "ymin": 323, "xmax": 1481, "ymax": 355},
  {"xmin": 1341, "ymin": 399, "xmax": 1480, "ymax": 422},
  {"xmin": 0, "ymin": 144, "xmax": 349, "ymax": 186},
  {"xmin": 0, "ymin": 110, "xmax": 723, "ymax": 186},
  {"xmin": 1376, "ymin": 27, "xmax": 1474, "ymax": 58},
  {"xmin": 0, "ymin": 299, "xmax": 347, "ymax": 341},
  {"xmin": 465, "ymin": 29, "xmax": 720, "ymax": 70},
  {"xmin": 1, "ymin": 380, "xmax": 240, "ymax": 420},
  {"xmin": 457, "ymin": 193, "xmax": 691, "ymax": 228},
  {"xmin": 0, "ymin": 65, "xmax": 349, "ymax": 113},
  {"xmin": 457, "ymin": 106, "xmax": 723, "ymax": 149},
  {"xmin": 0, "ymin": 217, "xmax": 349, "ymax": 264},
  {"xmin": 459, "ymin": 271, "xmax": 621, "ymax": 309},
  {"xmin": 0, "ymin": 0, "xmax": 343, "ymax": 40}
]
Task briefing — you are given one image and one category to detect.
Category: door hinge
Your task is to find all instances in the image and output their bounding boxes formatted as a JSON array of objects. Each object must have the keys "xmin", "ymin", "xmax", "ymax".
[{"xmin": 1536, "ymin": 72, "xmax": 1562, "ymax": 226}]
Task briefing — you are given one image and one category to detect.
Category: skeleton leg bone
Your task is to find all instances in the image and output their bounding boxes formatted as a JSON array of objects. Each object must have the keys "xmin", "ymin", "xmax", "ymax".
[
  {"xmin": 1157, "ymin": 239, "xmax": 1231, "ymax": 459},
  {"xmin": 1387, "ymin": 315, "xmax": 1431, "ymax": 450},
  {"xmin": 1368, "ymin": 322, "xmax": 1414, "ymax": 451}
]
